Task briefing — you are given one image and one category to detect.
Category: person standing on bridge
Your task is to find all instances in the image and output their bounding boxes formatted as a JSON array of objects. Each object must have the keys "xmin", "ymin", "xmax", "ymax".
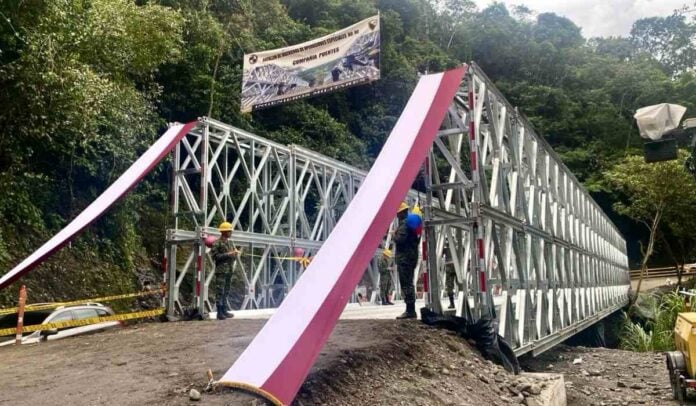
[
  {"xmin": 394, "ymin": 202, "xmax": 419, "ymax": 319},
  {"xmin": 443, "ymin": 248, "xmax": 460, "ymax": 310},
  {"xmin": 379, "ymin": 248, "xmax": 394, "ymax": 305},
  {"xmin": 211, "ymin": 221, "xmax": 240, "ymax": 320}
]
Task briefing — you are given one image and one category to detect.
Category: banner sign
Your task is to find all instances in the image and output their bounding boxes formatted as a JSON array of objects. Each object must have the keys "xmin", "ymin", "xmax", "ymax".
[{"xmin": 241, "ymin": 15, "xmax": 380, "ymax": 113}]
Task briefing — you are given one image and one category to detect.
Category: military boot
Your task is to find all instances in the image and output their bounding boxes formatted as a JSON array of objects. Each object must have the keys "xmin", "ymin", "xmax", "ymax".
[
  {"xmin": 396, "ymin": 303, "xmax": 417, "ymax": 319},
  {"xmin": 224, "ymin": 304, "xmax": 235, "ymax": 318},
  {"xmin": 448, "ymin": 294, "xmax": 455, "ymax": 309},
  {"xmin": 216, "ymin": 304, "xmax": 227, "ymax": 320}
]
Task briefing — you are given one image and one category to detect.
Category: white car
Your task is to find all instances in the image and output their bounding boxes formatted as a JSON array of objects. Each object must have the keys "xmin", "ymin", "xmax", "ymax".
[{"xmin": 0, "ymin": 303, "xmax": 120, "ymax": 346}]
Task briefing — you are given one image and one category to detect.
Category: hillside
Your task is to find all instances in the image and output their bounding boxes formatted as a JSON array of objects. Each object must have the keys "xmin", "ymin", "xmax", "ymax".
[{"xmin": 1, "ymin": 1, "xmax": 695, "ymax": 303}]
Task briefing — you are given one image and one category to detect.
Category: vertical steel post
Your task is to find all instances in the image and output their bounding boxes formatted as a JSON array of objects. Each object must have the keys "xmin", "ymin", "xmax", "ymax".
[
  {"xmin": 161, "ymin": 247, "xmax": 168, "ymax": 308},
  {"xmin": 468, "ymin": 68, "xmax": 491, "ymax": 319},
  {"xmin": 196, "ymin": 122, "xmax": 210, "ymax": 316},
  {"xmin": 166, "ymin": 128, "xmax": 182, "ymax": 318},
  {"xmin": 288, "ymin": 145, "xmax": 297, "ymax": 287},
  {"xmin": 15, "ymin": 285, "xmax": 26, "ymax": 345},
  {"xmin": 166, "ymin": 243, "xmax": 178, "ymax": 318},
  {"xmin": 424, "ymin": 152, "xmax": 442, "ymax": 313}
]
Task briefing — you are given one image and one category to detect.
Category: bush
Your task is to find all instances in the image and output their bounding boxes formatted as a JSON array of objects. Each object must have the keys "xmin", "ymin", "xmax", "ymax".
[
  {"xmin": 619, "ymin": 316, "xmax": 655, "ymax": 352},
  {"xmin": 620, "ymin": 290, "xmax": 690, "ymax": 352}
]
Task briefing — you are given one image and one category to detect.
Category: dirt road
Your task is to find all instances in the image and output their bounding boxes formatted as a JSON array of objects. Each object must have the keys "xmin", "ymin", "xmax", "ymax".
[{"xmin": 0, "ymin": 319, "xmax": 553, "ymax": 405}]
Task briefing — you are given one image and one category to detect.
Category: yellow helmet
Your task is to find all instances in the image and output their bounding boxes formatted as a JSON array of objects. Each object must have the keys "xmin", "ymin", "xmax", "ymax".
[
  {"xmin": 397, "ymin": 202, "xmax": 409, "ymax": 213},
  {"xmin": 412, "ymin": 205, "xmax": 423, "ymax": 217},
  {"xmin": 382, "ymin": 248, "xmax": 393, "ymax": 258},
  {"xmin": 218, "ymin": 221, "xmax": 233, "ymax": 232}
]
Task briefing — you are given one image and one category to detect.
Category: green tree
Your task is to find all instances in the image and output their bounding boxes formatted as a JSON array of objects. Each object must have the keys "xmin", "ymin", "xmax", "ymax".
[
  {"xmin": 631, "ymin": 14, "xmax": 696, "ymax": 75},
  {"xmin": 604, "ymin": 152, "xmax": 696, "ymax": 299},
  {"xmin": 0, "ymin": 0, "xmax": 183, "ymax": 303}
]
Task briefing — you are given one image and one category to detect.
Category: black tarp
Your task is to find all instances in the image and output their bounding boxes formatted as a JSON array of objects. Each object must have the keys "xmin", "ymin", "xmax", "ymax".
[{"xmin": 420, "ymin": 307, "xmax": 520, "ymax": 374}]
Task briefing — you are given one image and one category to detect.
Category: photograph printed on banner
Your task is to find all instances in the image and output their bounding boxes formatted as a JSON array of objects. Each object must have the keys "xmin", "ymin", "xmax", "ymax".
[{"xmin": 241, "ymin": 15, "xmax": 380, "ymax": 112}]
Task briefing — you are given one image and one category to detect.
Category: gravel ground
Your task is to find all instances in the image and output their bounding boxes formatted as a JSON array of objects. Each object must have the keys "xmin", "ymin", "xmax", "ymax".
[{"xmin": 520, "ymin": 344, "xmax": 681, "ymax": 405}]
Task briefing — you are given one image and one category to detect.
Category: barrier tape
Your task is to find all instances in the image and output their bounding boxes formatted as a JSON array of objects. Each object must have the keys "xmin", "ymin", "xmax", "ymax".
[
  {"xmin": 0, "ymin": 308, "xmax": 165, "ymax": 336},
  {"xmin": 0, "ymin": 289, "xmax": 164, "ymax": 316},
  {"xmin": 272, "ymin": 256, "xmax": 311, "ymax": 267},
  {"xmin": 225, "ymin": 249, "xmax": 312, "ymax": 268}
]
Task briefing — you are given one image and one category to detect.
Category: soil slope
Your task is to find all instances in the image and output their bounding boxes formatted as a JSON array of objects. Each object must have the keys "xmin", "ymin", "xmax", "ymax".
[{"xmin": 0, "ymin": 319, "xmax": 552, "ymax": 405}]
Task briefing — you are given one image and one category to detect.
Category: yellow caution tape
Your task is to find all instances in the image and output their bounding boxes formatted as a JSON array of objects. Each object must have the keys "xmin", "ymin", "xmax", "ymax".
[
  {"xmin": 0, "ymin": 308, "xmax": 165, "ymax": 336},
  {"xmin": 284, "ymin": 256, "xmax": 311, "ymax": 267},
  {"xmin": 0, "ymin": 289, "xmax": 164, "ymax": 316},
  {"xmin": 235, "ymin": 251, "xmax": 312, "ymax": 267}
]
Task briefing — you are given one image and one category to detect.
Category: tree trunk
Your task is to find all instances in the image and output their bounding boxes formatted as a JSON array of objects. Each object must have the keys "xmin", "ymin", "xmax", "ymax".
[
  {"xmin": 207, "ymin": 49, "xmax": 223, "ymax": 118},
  {"xmin": 631, "ymin": 209, "xmax": 663, "ymax": 306},
  {"xmin": 659, "ymin": 231, "xmax": 683, "ymax": 288}
]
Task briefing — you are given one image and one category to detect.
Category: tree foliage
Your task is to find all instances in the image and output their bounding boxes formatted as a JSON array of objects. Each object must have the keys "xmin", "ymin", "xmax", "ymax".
[
  {"xmin": 605, "ymin": 152, "xmax": 696, "ymax": 295},
  {"xmin": 631, "ymin": 14, "xmax": 696, "ymax": 75}
]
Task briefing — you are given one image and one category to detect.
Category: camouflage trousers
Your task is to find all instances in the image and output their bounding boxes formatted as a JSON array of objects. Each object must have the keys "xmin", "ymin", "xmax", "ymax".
[
  {"xmin": 216, "ymin": 271, "xmax": 232, "ymax": 309},
  {"xmin": 397, "ymin": 258, "xmax": 417, "ymax": 305},
  {"xmin": 379, "ymin": 267, "xmax": 393, "ymax": 301},
  {"xmin": 445, "ymin": 266, "xmax": 462, "ymax": 296}
]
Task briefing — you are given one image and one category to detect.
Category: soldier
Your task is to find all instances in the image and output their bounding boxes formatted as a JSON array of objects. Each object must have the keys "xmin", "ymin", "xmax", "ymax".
[
  {"xmin": 394, "ymin": 202, "xmax": 419, "ymax": 319},
  {"xmin": 379, "ymin": 248, "xmax": 394, "ymax": 305},
  {"xmin": 443, "ymin": 249, "xmax": 460, "ymax": 309},
  {"xmin": 211, "ymin": 221, "xmax": 240, "ymax": 320}
]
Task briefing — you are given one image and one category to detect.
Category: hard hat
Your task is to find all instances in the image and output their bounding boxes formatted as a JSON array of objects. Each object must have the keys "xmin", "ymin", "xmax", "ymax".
[
  {"xmin": 383, "ymin": 248, "xmax": 393, "ymax": 258},
  {"xmin": 412, "ymin": 205, "xmax": 423, "ymax": 217},
  {"xmin": 218, "ymin": 221, "xmax": 233, "ymax": 232},
  {"xmin": 397, "ymin": 202, "xmax": 409, "ymax": 213}
]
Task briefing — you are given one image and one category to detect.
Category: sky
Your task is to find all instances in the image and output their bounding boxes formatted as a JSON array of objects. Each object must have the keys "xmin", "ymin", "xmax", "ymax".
[{"xmin": 473, "ymin": 0, "xmax": 689, "ymax": 38}]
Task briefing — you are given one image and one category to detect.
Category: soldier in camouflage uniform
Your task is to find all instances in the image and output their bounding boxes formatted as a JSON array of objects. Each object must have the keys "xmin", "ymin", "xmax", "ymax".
[
  {"xmin": 394, "ymin": 202, "xmax": 419, "ymax": 319},
  {"xmin": 379, "ymin": 248, "xmax": 394, "ymax": 305},
  {"xmin": 443, "ymin": 249, "xmax": 460, "ymax": 309},
  {"xmin": 211, "ymin": 221, "xmax": 239, "ymax": 320}
]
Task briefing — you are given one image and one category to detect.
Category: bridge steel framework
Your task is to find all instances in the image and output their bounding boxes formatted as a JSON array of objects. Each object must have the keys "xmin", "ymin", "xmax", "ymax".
[
  {"xmin": 422, "ymin": 63, "xmax": 630, "ymax": 356},
  {"xmin": 164, "ymin": 117, "xmax": 422, "ymax": 318},
  {"xmin": 164, "ymin": 63, "xmax": 630, "ymax": 356}
]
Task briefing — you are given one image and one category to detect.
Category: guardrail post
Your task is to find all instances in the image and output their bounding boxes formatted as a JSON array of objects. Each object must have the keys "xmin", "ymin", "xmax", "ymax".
[{"xmin": 15, "ymin": 285, "xmax": 26, "ymax": 345}]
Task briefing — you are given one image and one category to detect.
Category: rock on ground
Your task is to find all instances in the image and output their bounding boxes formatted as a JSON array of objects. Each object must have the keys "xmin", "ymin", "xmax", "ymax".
[{"xmin": 520, "ymin": 344, "xmax": 678, "ymax": 405}]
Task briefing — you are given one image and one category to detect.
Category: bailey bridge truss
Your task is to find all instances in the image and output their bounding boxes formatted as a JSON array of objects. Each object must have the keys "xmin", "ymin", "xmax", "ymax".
[
  {"xmin": 165, "ymin": 117, "xmax": 422, "ymax": 317},
  {"xmin": 421, "ymin": 63, "xmax": 630, "ymax": 355},
  {"xmin": 165, "ymin": 63, "xmax": 630, "ymax": 356}
]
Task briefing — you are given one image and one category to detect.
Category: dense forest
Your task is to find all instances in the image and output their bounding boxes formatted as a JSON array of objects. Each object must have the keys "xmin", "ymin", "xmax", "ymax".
[{"xmin": 0, "ymin": 0, "xmax": 695, "ymax": 304}]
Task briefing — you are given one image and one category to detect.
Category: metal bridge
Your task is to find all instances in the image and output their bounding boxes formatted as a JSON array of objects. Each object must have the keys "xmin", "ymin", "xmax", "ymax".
[{"xmin": 165, "ymin": 63, "xmax": 630, "ymax": 356}]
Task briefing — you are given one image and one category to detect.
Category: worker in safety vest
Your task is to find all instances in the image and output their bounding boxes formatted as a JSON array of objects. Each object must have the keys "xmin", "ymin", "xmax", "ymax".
[
  {"xmin": 211, "ymin": 221, "xmax": 240, "ymax": 320},
  {"xmin": 379, "ymin": 248, "xmax": 394, "ymax": 305},
  {"xmin": 394, "ymin": 202, "xmax": 419, "ymax": 319}
]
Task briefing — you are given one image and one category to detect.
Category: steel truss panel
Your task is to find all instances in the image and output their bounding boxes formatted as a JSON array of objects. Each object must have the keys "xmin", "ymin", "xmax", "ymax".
[
  {"xmin": 165, "ymin": 118, "xmax": 422, "ymax": 317},
  {"xmin": 423, "ymin": 63, "xmax": 630, "ymax": 356}
]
